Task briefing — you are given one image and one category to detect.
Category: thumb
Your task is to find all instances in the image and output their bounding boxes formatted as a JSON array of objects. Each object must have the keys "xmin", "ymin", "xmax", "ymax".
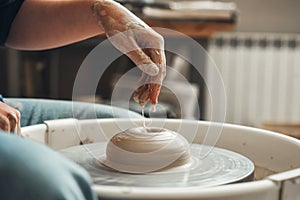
[
  {"xmin": 126, "ymin": 49, "xmax": 159, "ymax": 76},
  {"xmin": 107, "ymin": 30, "xmax": 160, "ymax": 76}
]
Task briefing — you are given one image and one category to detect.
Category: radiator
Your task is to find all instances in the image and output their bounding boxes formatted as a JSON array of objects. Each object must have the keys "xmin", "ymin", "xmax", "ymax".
[{"xmin": 205, "ymin": 32, "xmax": 300, "ymax": 127}]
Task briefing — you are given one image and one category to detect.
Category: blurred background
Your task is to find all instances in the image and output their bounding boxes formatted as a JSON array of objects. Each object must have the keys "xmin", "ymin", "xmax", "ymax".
[{"xmin": 1, "ymin": 0, "xmax": 299, "ymax": 138}]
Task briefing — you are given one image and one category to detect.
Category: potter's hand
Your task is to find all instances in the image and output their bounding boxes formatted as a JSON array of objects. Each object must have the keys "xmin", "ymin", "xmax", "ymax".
[
  {"xmin": 92, "ymin": 0, "xmax": 166, "ymax": 106},
  {"xmin": 0, "ymin": 102, "xmax": 21, "ymax": 135}
]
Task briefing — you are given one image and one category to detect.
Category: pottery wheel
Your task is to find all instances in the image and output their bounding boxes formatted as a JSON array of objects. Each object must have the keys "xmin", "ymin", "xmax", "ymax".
[{"xmin": 60, "ymin": 142, "xmax": 254, "ymax": 188}]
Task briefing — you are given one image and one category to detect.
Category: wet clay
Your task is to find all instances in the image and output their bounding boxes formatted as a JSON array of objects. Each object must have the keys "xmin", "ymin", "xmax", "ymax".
[{"xmin": 102, "ymin": 127, "xmax": 191, "ymax": 173}]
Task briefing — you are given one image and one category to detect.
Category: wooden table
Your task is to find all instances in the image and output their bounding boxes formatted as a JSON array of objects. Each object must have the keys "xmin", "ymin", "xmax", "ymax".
[{"xmin": 144, "ymin": 19, "xmax": 235, "ymax": 38}]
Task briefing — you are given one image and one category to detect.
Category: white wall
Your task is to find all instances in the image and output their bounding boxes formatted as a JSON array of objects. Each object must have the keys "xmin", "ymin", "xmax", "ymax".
[{"xmin": 226, "ymin": 0, "xmax": 300, "ymax": 33}]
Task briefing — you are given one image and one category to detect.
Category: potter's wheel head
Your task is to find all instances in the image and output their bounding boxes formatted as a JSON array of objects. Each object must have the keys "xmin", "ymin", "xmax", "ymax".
[{"xmin": 60, "ymin": 142, "xmax": 254, "ymax": 188}]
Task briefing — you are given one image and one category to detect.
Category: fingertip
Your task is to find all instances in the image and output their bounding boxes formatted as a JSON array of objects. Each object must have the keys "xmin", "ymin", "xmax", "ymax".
[{"xmin": 16, "ymin": 110, "xmax": 21, "ymax": 119}]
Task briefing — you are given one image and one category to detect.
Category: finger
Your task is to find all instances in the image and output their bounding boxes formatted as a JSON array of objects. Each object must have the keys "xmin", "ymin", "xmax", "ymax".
[
  {"xmin": 16, "ymin": 123, "xmax": 22, "ymax": 136},
  {"xmin": 15, "ymin": 111, "xmax": 23, "ymax": 136},
  {"xmin": 9, "ymin": 111, "xmax": 22, "ymax": 136},
  {"xmin": 0, "ymin": 114, "xmax": 10, "ymax": 132},
  {"xmin": 145, "ymin": 48, "xmax": 166, "ymax": 78},
  {"xmin": 133, "ymin": 84, "xmax": 150, "ymax": 106},
  {"xmin": 7, "ymin": 112, "xmax": 17, "ymax": 133},
  {"xmin": 127, "ymin": 49, "xmax": 159, "ymax": 76}
]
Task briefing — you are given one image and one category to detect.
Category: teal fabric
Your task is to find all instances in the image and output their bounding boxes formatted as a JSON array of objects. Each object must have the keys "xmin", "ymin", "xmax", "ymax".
[
  {"xmin": 0, "ymin": 132, "xmax": 97, "ymax": 200},
  {"xmin": 0, "ymin": 98, "xmax": 142, "ymax": 200},
  {"xmin": 4, "ymin": 98, "xmax": 142, "ymax": 127}
]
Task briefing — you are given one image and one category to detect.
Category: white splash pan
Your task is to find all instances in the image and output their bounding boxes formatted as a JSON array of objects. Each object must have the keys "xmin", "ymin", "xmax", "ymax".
[{"xmin": 22, "ymin": 118, "xmax": 300, "ymax": 200}]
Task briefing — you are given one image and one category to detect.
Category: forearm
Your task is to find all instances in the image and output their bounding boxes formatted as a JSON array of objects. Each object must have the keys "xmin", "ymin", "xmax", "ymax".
[{"xmin": 5, "ymin": 0, "xmax": 105, "ymax": 50}]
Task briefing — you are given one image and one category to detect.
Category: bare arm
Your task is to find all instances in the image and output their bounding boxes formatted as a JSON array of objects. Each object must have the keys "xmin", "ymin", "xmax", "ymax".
[
  {"xmin": 5, "ymin": 0, "xmax": 103, "ymax": 50},
  {"xmin": 1, "ymin": 0, "xmax": 166, "ymax": 133}
]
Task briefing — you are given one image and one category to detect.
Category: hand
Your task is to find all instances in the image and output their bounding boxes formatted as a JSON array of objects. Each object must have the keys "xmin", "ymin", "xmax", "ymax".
[
  {"xmin": 93, "ymin": 0, "xmax": 166, "ymax": 106},
  {"xmin": 0, "ymin": 102, "xmax": 22, "ymax": 135}
]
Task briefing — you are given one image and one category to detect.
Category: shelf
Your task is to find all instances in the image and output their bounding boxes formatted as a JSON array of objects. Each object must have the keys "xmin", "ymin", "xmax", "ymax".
[{"xmin": 144, "ymin": 19, "xmax": 235, "ymax": 38}]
